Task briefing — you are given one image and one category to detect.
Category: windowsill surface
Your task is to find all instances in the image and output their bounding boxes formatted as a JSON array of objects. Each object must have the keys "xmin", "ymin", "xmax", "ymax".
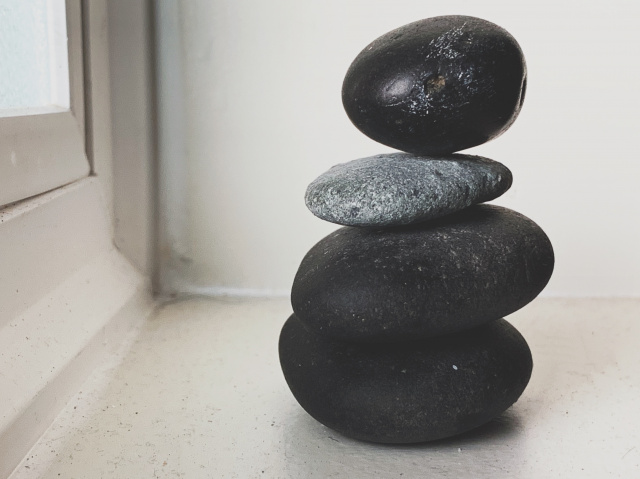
[{"xmin": 10, "ymin": 297, "xmax": 640, "ymax": 478}]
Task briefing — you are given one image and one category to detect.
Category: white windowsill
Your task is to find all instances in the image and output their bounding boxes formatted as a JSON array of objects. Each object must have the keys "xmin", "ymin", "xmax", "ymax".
[
  {"xmin": 0, "ymin": 178, "xmax": 154, "ymax": 478},
  {"xmin": 8, "ymin": 297, "xmax": 640, "ymax": 478}
]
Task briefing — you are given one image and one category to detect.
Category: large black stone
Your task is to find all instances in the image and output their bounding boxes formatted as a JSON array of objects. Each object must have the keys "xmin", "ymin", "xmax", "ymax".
[
  {"xmin": 342, "ymin": 16, "xmax": 526, "ymax": 155},
  {"xmin": 279, "ymin": 314, "xmax": 533, "ymax": 444},
  {"xmin": 291, "ymin": 205, "xmax": 553, "ymax": 342}
]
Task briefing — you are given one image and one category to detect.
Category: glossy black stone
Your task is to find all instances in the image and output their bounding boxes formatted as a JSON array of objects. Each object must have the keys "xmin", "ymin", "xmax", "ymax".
[
  {"xmin": 291, "ymin": 205, "xmax": 553, "ymax": 342},
  {"xmin": 279, "ymin": 314, "xmax": 533, "ymax": 444},
  {"xmin": 342, "ymin": 16, "xmax": 527, "ymax": 155}
]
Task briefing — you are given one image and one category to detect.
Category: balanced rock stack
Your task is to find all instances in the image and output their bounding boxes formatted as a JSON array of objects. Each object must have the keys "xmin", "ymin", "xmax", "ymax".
[{"xmin": 279, "ymin": 16, "xmax": 554, "ymax": 444}]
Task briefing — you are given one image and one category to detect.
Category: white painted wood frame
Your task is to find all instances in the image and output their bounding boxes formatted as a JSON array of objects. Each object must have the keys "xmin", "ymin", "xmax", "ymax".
[
  {"xmin": 0, "ymin": 0, "xmax": 89, "ymax": 208},
  {"xmin": 0, "ymin": 1, "xmax": 156, "ymax": 477}
]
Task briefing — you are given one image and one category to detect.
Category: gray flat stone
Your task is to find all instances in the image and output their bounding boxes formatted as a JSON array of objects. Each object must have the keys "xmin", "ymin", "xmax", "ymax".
[{"xmin": 305, "ymin": 153, "xmax": 512, "ymax": 226}]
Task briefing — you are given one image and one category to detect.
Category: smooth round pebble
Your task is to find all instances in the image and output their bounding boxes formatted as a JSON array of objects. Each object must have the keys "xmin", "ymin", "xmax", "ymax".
[
  {"xmin": 305, "ymin": 152, "xmax": 512, "ymax": 227},
  {"xmin": 342, "ymin": 15, "xmax": 526, "ymax": 155},
  {"xmin": 291, "ymin": 205, "xmax": 554, "ymax": 342},
  {"xmin": 279, "ymin": 314, "xmax": 533, "ymax": 444}
]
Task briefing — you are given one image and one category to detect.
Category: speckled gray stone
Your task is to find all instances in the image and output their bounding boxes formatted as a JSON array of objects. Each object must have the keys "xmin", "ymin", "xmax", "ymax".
[
  {"xmin": 279, "ymin": 314, "xmax": 533, "ymax": 444},
  {"xmin": 305, "ymin": 153, "xmax": 512, "ymax": 227},
  {"xmin": 291, "ymin": 205, "xmax": 554, "ymax": 342}
]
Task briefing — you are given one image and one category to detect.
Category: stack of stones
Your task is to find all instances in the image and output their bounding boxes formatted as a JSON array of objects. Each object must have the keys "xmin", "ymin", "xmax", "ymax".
[{"xmin": 279, "ymin": 15, "xmax": 554, "ymax": 444}]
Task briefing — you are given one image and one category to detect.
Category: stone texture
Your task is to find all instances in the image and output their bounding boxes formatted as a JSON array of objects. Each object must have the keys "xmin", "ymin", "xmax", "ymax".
[
  {"xmin": 305, "ymin": 152, "xmax": 512, "ymax": 227},
  {"xmin": 291, "ymin": 205, "xmax": 554, "ymax": 342},
  {"xmin": 342, "ymin": 15, "xmax": 527, "ymax": 155},
  {"xmin": 279, "ymin": 314, "xmax": 533, "ymax": 444}
]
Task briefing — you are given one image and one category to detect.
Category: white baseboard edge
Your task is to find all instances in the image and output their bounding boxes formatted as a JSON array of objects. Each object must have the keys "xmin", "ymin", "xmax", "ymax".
[{"xmin": 168, "ymin": 285, "xmax": 290, "ymax": 299}]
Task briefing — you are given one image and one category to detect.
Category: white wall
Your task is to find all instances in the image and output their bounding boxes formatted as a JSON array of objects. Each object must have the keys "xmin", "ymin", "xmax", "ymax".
[{"xmin": 157, "ymin": 0, "xmax": 640, "ymax": 297}]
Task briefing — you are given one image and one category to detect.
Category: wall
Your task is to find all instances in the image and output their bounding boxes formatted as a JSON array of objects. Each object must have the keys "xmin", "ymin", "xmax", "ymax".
[{"xmin": 157, "ymin": 0, "xmax": 640, "ymax": 297}]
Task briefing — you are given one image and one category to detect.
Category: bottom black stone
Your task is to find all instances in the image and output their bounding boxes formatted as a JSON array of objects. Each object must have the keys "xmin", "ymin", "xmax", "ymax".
[{"xmin": 279, "ymin": 314, "xmax": 532, "ymax": 444}]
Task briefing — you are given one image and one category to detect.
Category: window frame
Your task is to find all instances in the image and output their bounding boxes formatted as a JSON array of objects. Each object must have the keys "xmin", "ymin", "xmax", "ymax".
[
  {"xmin": 0, "ymin": 1, "xmax": 156, "ymax": 476},
  {"xmin": 0, "ymin": 0, "xmax": 89, "ymax": 208}
]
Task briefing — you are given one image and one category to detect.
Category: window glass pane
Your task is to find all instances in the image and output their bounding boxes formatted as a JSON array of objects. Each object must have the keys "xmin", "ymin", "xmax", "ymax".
[{"xmin": 0, "ymin": 0, "xmax": 69, "ymax": 111}]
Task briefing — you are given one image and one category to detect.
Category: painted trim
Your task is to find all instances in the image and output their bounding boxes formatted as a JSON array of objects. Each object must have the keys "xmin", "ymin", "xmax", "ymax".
[
  {"xmin": 0, "ymin": 1, "xmax": 157, "ymax": 475},
  {"xmin": 107, "ymin": 0, "xmax": 157, "ymax": 278},
  {"xmin": 0, "ymin": 0, "xmax": 89, "ymax": 208}
]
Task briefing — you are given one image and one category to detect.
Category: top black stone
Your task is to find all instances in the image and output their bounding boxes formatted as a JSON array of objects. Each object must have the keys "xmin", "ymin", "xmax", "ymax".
[{"xmin": 342, "ymin": 16, "xmax": 527, "ymax": 155}]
